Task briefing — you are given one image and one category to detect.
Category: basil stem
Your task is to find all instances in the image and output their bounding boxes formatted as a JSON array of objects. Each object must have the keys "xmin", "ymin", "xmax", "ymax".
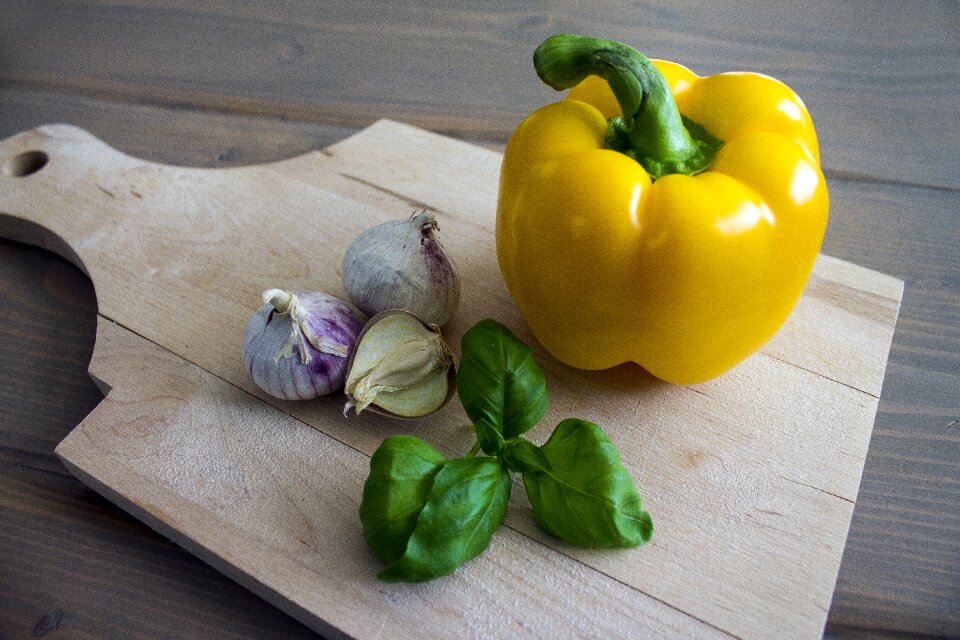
[{"xmin": 500, "ymin": 437, "xmax": 552, "ymax": 474}]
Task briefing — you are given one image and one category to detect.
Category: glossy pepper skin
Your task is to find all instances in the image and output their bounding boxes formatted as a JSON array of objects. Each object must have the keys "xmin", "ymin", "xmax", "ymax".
[{"xmin": 496, "ymin": 35, "xmax": 829, "ymax": 384}]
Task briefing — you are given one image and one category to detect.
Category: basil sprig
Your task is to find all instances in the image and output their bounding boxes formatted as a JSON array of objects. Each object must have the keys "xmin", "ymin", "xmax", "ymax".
[{"xmin": 359, "ymin": 319, "xmax": 652, "ymax": 582}]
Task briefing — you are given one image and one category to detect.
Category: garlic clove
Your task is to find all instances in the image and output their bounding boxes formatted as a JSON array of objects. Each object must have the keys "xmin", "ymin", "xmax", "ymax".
[
  {"xmin": 342, "ymin": 209, "xmax": 461, "ymax": 327},
  {"xmin": 363, "ymin": 365, "xmax": 451, "ymax": 417},
  {"xmin": 344, "ymin": 309, "xmax": 456, "ymax": 418},
  {"xmin": 243, "ymin": 289, "xmax": 363, "ymax": 400}
]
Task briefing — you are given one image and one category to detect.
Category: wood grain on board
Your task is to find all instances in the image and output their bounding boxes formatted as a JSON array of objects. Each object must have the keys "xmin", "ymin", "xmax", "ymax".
[
  {"xmin": 2, "ymin": 2, "xmax": 958, "ymax": 637},
  {"xmin": 1, "ymin": 120, "xmax": 900, "ymax": 638}
]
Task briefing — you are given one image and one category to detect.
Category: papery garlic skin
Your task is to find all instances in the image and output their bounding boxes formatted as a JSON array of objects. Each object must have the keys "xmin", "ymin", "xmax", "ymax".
[
  {"xmin": 342, "ymin": 209, "xmax": 460, "ymax": 326},
  {"xmin": 345, "ymin": 310, "xmax": 455, "ymax": 418},
  {"xmin": 243, "ymin": 289, "xmax": 363, "ymax": 400}
]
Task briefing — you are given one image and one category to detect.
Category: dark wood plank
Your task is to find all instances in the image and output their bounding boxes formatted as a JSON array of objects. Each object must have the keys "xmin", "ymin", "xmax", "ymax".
[
  {"xmin": 828, "ymin": 359, "xmax": 960, "ymax": 636},
  {"xmin": 825, "ymin": 627, "xmax": 955, "ymax": 640},
  {"xmin": 1, "ymin": 2, "xmax": 958, "ymax": 637},
  {"xmin": 2, "ymin": 1, "xmax": 958, "ymax": 187},
  {"xmin": 0, "ymin": 240, "xmax": 321, "ymax": 640},
  {"xmin": 819, "ymin": 180, "xmax": 960, "ymax": 637},
  {"xmin": 0, "ymin": 87, "xmax": 357, "ymax": 168}
]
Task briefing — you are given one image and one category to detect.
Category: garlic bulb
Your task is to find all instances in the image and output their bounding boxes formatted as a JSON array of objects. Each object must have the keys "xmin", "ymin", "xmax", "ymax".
[
  {"xmin": 344, "ymin": 310, "xmax": 456, "ymax": 418},
  {"xmin": 342, "ymin": 209, "xmax": 460, "ymax": 326},
  {"xmin": 243, "ymin": 289, "xmax": 363, "ymax": 400}
]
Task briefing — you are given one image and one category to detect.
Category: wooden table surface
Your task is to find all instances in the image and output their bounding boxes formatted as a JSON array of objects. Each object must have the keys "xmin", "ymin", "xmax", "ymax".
[{"xmin": 1, "ymin": 3, "xmax": 957, "ymax": 639}]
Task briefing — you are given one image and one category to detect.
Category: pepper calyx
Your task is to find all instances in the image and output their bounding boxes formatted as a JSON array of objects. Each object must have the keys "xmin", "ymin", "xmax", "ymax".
[{"xmin": 534, "ymin": 34, "xmax": 720, "ymax": 179}]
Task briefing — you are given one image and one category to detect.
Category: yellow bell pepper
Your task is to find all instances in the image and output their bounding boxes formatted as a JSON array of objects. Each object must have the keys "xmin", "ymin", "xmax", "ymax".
[
  {"xmin": 496, "ymin": 34, "xmax": 829, "ymax": 384},
  {"xmin": 496, "ymin": 35, "xmax": 828, "ymax": 384}
]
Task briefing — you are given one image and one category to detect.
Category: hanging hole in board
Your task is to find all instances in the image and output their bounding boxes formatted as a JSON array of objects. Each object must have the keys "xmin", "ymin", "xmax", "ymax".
[{"xmin": 3, "ymin": 150, "xmax": 49, "ymax": 177}]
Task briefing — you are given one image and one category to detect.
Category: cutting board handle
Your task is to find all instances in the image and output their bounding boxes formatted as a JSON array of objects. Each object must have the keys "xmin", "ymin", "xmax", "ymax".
[{"xmin": 0, "ymin": 125, "xmax": 148, "ymax": 274}]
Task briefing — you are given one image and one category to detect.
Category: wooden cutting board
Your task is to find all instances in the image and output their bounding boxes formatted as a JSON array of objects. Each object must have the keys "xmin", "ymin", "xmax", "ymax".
[{"xmin": 0, "ymin": 121, "xmax": 902, "ymax": 639}]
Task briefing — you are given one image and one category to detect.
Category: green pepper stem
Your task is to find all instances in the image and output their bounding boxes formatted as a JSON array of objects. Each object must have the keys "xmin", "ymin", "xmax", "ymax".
[{"xmin": 533, "ymin": 34, "xmax": 719, "ymax": 179}]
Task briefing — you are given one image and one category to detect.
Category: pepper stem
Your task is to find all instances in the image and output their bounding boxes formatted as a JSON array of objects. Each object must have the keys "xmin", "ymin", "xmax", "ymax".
[{"xmin": 533, "ymin": 34, "xmax": 719, "ymax": 179}]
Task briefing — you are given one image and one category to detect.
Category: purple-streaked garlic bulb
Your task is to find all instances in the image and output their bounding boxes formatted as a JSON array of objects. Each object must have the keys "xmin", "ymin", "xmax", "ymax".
[
  {"xmin": 242, "ymin": 288, "xmax": 363, "ymax": 400},
  {"xmin": 342, "ymin": 209, "xmax": 460, "ymax": 327}
]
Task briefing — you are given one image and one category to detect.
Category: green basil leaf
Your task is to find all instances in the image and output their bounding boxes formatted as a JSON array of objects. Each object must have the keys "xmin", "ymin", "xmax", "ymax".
[
  {"xmin": 523, "ymin": 418, "xmax": 653, "ymax": 548},
  {"xmin": 359, "ymin": 435, "xmax": 447, "ymax": 565},
  {"xmin": 473, "ymin": 420, "xmax": 506, "ymax": 456},
  {"xmin": 379, "ymin": 456, "xmax": 511, "ymax": 582},
  {"xmin": 457, "ymin": 319, "xmax": 548, "ymax": 446},
  {"xmin": 500, "ymin": 437, "xmax": 552, "ymax": 474}
]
